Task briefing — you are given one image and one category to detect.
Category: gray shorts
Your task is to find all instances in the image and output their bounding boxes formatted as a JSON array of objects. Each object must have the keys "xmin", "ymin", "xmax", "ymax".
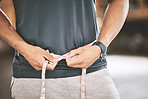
[{"xmin": 10, "ymin": 68, "xmax": 120, "ymax": 99}]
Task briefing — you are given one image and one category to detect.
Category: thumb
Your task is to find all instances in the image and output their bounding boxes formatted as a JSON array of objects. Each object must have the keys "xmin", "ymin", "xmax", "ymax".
[{"xmin": 43, "ymin": 51, "xmax": 55, "ymax": 62}]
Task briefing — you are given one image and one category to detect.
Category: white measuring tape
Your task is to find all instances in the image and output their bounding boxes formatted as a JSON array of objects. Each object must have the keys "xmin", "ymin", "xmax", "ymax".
[
  {"xmin": 40, "ymin": 60, "xmax": 48, "ymax": 99},
  {"xmin": 40, "ymin": 40, "xmax": 96, "ymax": 99}
]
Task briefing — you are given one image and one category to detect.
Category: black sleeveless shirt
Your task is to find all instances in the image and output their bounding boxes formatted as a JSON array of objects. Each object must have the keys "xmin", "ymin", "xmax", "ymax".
[{"xmin": 12, "ymin": 0, "xmax": 107, "ymax": 78}]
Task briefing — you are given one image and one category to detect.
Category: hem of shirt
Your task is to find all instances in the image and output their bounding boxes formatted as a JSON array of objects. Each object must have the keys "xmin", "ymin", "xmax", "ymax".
[{"xmin": 12, "ymin": 65, "xmax": 106, "ymax": 78}]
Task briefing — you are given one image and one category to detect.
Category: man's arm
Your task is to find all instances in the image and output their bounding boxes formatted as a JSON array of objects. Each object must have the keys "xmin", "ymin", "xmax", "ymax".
[
  {"xmin": 65, "ymin": 0, "xmax": 129, "ymax": 68},
  {"xmin": 0, "ymin": 0, "xmax": 58, "ymax": 71},
  {"xmin": 96, "ymin": 0, "xmax": 129, "ymax": 47},
  {"xmin": 0, "ymin": 0, "xmax": 16, "ymax": 29}
]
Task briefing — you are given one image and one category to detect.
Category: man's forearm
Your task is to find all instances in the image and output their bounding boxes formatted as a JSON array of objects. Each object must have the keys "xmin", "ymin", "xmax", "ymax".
[
  {"xmin": 0, "ymin": 9, "xmax": 30, "ymax": 55},
  {"xmin": 97, "ymin": 0, "xmax": 129, "ymax": 47}
]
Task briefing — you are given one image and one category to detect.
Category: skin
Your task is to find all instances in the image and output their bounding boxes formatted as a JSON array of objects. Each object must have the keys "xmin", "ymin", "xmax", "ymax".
[
  {"xmin": 66, "ymin": 0, "xmax": 129, "ymax": 68},
  {"xmin": 0, "ymin": 0, "xmax": 59, "ymax": 71},
  {"xmin": 0, "ymin": 0, "xmax": 129, "ymax": 70}
]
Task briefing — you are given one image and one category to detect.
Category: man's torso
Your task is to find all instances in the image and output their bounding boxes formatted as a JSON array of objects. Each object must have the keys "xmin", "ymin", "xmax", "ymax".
[{"xmin": 12, "ymin": 0, "xmax": 106, "ymax": 78}]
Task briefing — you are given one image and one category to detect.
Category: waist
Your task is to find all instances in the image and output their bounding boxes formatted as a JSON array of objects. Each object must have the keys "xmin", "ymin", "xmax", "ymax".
[
  {"xmin": 12, "ymin": 39, "xmax": 107, "ymax": 78},
  {"xmin": 13, "ymin": 59, "xmax": 107, "ymax": 78},
  {"xmin": 13, "ymin": 49, "xmax": 107, "ymax": 78}
]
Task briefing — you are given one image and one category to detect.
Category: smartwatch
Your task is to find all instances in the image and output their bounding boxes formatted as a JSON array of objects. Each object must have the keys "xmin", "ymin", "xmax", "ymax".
[{"xmin": 92, "ymin": 41, "xmax": 107, "ymax": 57}]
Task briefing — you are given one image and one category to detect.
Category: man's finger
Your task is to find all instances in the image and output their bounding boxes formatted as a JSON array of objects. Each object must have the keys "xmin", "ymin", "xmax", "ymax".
[
  {"xmin": 46, "ymin": 49, "xmax": 49, "ymax": 53},
  {"xmin": 46, "ymin": 60, "xmax": 58, "ymax": 70},
  {"xmin": 66, "ymin": 55, "xmax": 83, "ymax": 66},
  {"xmin": 46, "ymin": 64, "xmax": 55, "ymax": 71},
  {"xmin": 35, "ymin": 66, "xmax": 42, "ymax": 71},
  {"xmin": 43, "ymin": 52, "xmax": 55, "ymax": 62},
  {"xmin": 66, "ymin": 49, "xmax": 80, "ymax": 58}
]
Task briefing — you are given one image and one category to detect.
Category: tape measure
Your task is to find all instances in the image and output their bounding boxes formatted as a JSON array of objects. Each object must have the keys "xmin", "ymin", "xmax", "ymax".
[{"xmin": 40, "ymin": 40, "xmax": 96, "ymax": 99}]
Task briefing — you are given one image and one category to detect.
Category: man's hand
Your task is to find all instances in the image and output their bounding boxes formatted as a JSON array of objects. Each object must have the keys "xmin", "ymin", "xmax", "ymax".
[
  {"xmin": 22, "ymin": 45, "xmax": 59, "ymax": 71},
  {"xmin": 65, "ymin": 45, "xmax": 101, "ymax": 69}
]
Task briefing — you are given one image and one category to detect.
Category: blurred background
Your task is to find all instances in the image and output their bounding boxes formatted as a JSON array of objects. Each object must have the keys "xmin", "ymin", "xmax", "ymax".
[
  {"xmin": 97, "ymin": 0, "xmax": 148, "ymax": 99},
  {"xmin": 0, "ymin": 0, "xmax": 148, "ymax": 99}
]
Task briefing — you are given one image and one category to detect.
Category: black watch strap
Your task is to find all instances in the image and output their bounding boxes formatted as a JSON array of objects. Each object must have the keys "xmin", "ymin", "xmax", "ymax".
[{"xmin": 92, "ymin": 41, "xmax": 107, "ymax": 55}]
